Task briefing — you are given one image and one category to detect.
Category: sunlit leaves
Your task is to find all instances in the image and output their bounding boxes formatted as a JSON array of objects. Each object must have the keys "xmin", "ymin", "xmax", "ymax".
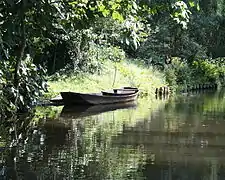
[
  {"xmin": 192, "ymin": 60, "xmax": 221, "ymax": 82},
  {"xmin": 112, "ymin": 11, "xmax": 124, "ymax": 21},
  {"xmin": 171, "ymin": 1, "xmax": 192, "ymax": 29},
  {"xmin": 217, "ymin": 0, "xmax": 225, "ymax": 15},
  {"xmin": 98, "ymin": 4, "xmax": 110, "ymax": 17},
  {"xmin": 189, "ymin": 1, "xmax": 195, "ymax": 7},
  {"xmin": 188, "ymin": 0, "xmax": 200, "ymax": 11},
  {"xmin": 132, "ymin": 1, "xmax": 138, "ymax": 10},
  {"xmin": 120, "ymin": 16, "xmax": 147, "ymax": 50}
]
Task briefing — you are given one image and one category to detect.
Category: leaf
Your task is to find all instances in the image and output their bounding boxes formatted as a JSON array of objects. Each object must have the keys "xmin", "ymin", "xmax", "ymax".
[
  {"xmin": 112, "ymin": 4, "xmax": 119, "ymax": 10},
  {"xmin": 102, "ymin": 9, "xmax": 110, "ymax": 17},
  {"xmin": 99, "ymin": 5, "xmax": 105, "ymax": 12},
  {"xmin": 125, "ymin": 38, "xmax": 130, "ymax": 46},
  {"xmin": 68, "ymin": 1, "xmax": 77, "ymax": 6},
  {"xmin": 133, "ymin": 39, "xmax": 138, "ymax": 50},
  {"xmin": 19, "ymin": 95, "xmax": 24, "ymax": 105},
  {"xmin": 112, "ymin": 11, "xmax": 124, "ymax": 22},
  {"xmin": 26, "ymin": 85, "xmax": 30, "ymax": 92},
  {"xmin": 3, "ymin": 48, "xmax": 9, "ymax": 59},
  {"xmin": 132, "ymin": 1, "xmax": 138, "ymax": 10},
  {"xmin": 53, "ymin": 5, "xmax": 65, "ymax": 19},
  {"xmin": 197, "ymin": 4, "xmax": 200, "ymax": 11},
  {"xmin": 189, "ymin": 1, "xmax": 195, "ymax": 7}
]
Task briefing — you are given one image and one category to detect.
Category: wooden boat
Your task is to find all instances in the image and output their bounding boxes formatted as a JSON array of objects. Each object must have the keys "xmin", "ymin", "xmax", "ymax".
[
  {"xmin": 50, "ymin": 95, "xmax": 64, "ymax": 105},
  {"xmin": 60, "ymin": 101, "xmax": 137, "ymax": 118},
  {"xmin": 101, "ymin": 88, "xmax": 138, "ymax": 96},
  {"xmin": 60, "ymin": 87, "xmax": 139, "ymax": 105}
]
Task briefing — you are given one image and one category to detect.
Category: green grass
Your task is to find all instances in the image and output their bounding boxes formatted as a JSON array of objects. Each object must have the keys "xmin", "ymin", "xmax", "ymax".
[{"xmin": 47, "ymin": 60, "xmax": 166, "ymax": 98}]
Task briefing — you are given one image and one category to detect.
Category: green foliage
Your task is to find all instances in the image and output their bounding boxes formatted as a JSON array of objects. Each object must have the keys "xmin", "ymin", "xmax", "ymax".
[
  {"xmin": 49, "ymin": 45, "xmax": 125, "ymax": 81},
  {"xmin": 189, "ymin": 14, "xmax": 225, "ymax": 51},
  {"xmin": 136, "ymin": 0, "xmax": 225, "ymax": 74},
  {"xmin": 217, "ymin": 0, "xmax": 225, "ymax": 15},
  {"xmin": 165, "ymin": 67, "xmax": 178, "ymax": 91},
  {"xmin": 192, "ymin": 60, "xmax": 220, "ymax": 83},
  {"xmin": 171, "ymin": 1, "xmax": 192, "ymax": 29},
  {"xmin": 136, "ymin": 1, "xmax": 195, "ymax": 64},
  {"xmin": 164, "ymin": 57, "xmax": 225, "ymax": 91},
  {"xmin": 1, "ymin": 0, "xmax": 225, "ymax": 119},
  {"xmin": 16, "ymin": 55, "xmax": 47, "ymax": 110},
  {"xmin": 164, "ymin": 58, "xmax": 192, "ymax": 91},
  {"xmin": 120, "ymin": 16, "xmax": 149, "ymax": 51},
  {"xmin": 0, "ymin": 55, "xmax": 46, "ymax": 119}
]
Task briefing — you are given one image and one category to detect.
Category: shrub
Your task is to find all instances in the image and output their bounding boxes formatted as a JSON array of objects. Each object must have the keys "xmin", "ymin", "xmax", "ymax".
[
  {"xmin": 49, "ymin": 44, "xmax": 126, "ymax": 81},
  {"xmin": 164, "ymin": 57, "xmax": 225, "ymax": 92},
  {"xmin": 0, "ymin": 55, "xmax": 47, "ymax": 120},
  {"xmin": 192, "ymin": 60, "xmax": 220, "ymax": 83}
]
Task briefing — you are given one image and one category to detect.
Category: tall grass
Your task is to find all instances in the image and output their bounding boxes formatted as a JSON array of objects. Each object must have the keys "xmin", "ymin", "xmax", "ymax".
[{"xmin": 47, "ymin": 60, "xmax": 166, "ymax": 97}]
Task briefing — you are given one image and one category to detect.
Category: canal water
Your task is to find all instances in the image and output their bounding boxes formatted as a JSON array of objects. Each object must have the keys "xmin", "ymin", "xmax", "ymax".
[{"xmin": 1, "ymin": 89, "xmax": 225, "ymax": 179}]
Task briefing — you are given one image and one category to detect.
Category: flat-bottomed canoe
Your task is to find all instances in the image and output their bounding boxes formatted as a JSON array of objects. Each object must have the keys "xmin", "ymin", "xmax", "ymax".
[{"xmin": 60, "ymin": 87, "xmax": 139, "ymax": 105}]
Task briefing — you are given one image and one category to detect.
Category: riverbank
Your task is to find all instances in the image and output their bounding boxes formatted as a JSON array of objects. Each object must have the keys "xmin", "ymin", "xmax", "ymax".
[
  {"xmin": 46, "ymin": 57, "xmax": 225, "ymax": 100},
  {"xmin": 46, "ymin": 60, "xmax": 167, "ymax": 98}
]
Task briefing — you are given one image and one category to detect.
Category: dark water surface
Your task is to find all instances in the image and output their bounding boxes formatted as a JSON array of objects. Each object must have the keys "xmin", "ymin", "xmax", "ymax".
[{"xmin": 1, "ymin": 89, "xmax": 225, "ymax": 180}]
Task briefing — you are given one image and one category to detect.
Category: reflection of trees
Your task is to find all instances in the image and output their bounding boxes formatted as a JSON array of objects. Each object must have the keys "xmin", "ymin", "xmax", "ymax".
[
  {"xmin": 0, "ymin": 98, "xmax": 166, "ymax": 180},
  {"xmin": 140, "ymin": 160, "xmax": 211, "ymax": 180},
  {"xmin": 1, "ymin": 89, "xmax": 225, "ymax": 179},
  {"xmin": 166, "ymin": 90, "xmax": 225, "ymax": 121},
  {"xmin": 111, "ymin": 89, "xmax": 225, "ymax": 180},
  {"xmin": 0, "ymin": 113, "xmax": 42, "ymax": 179},
  {"xmin": 65, "ymin": 110, "xmax": 147, "ymax": 179}
]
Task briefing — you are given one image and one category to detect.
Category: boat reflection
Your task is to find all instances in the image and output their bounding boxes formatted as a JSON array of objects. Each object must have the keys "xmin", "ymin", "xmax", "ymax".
[{"xmin": 60, "ymin": 101, "xmax": 137, "ymax": 118}]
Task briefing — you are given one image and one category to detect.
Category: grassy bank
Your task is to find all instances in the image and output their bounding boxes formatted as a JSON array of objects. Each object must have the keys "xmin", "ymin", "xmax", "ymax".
[
  {"xmin": 47, "ymin": 60, "xmax": 166, "ymax": 98},
  {"xmin": 46, "ymin": 57, "xmax": 225, "ymax": 99}
]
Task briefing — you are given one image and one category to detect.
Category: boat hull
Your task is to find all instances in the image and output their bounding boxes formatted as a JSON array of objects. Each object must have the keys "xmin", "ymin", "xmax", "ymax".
[{"xmin": 60, "ymin": 91, "xmax": 138, "ymax": 105}]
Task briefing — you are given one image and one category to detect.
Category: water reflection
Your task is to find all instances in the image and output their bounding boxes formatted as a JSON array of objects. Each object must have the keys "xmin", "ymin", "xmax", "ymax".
[
  {"xmin": 1, "ymin": 89, "xmax": 225, "ymax": 179},
  {"xmin": 113, "ymin": 89, "xmax": 225, "ymax": 180},
  {"xmin": 60, "ymin": 101, "xmax": 137, "ymax": 118}
]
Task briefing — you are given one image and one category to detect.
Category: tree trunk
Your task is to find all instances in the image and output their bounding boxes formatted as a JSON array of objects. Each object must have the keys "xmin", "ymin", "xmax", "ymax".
[
  {"xmin": 14, "ymin": 2, "xmax": 26, "ymax": 88},
  {"xmin": 14, "ymin": 1, "xmax": 26, "ymax": 109}
]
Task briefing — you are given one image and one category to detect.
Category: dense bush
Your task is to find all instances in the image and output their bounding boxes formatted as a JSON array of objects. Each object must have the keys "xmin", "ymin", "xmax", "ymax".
[
  {"xmin": 49, "ymin": 45, "xmax": 126, "ymax": 81},
  {"xmin": 192, "ymin": 60, "xmax": 219, "ymax": 83},
  {"xmin": 0, "ymin": 56, "xmax": 46, "ymax": 120},
  {"xmin": 164, "ymin": 57, "xmax": 225, "ymax": 91}
]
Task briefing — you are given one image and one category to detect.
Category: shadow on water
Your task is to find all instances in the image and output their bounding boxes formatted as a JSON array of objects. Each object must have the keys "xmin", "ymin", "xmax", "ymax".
[
  {"xmin": 1, "ymin": 89, "xmax": 225, "ymax": 179},
  {"xmin": 60, "ymin": 101, "xmax": 137, "ymax": 118}
]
